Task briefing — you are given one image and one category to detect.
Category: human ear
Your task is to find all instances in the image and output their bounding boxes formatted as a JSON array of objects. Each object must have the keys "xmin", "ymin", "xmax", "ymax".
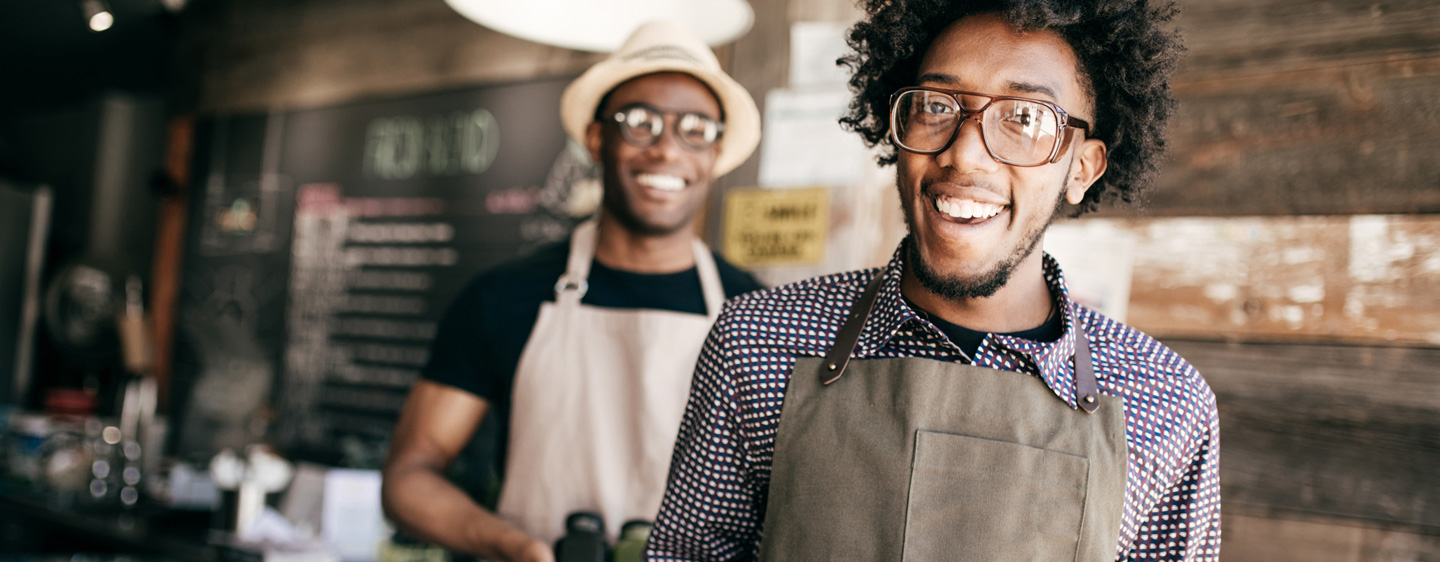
[
  {"xmin": 585, "ymin": 121, "xmax": 604, "ymax": 163},
  {"xmin": 1064, "ymin": 137, "xmax": 1108, "ymax": 205}
]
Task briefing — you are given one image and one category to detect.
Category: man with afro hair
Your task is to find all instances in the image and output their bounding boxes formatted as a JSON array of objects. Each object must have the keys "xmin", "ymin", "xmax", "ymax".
[{"xmin": 647, "ymin": 1, "xmax": 1220, "ymax": 561}]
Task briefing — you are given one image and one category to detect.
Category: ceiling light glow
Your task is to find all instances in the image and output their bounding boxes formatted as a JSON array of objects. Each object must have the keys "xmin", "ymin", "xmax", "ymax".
[
  {"xmin": 80, "ymin": 0, "xmax": 113, "ymax": 32},
  {"xmin": 88, "ymin": 11, "xmax": 113, "ymax": 31},
  {"xmin": 442, "ymin": 0, "xmax": 754, "ymax": 53}
]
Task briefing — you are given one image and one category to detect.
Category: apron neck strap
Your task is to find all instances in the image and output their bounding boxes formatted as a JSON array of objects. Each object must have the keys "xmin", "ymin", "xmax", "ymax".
[
  {"xmin": 556, "ymin": 218, "xmax": 726, "ymax": 316},
  {"xmin": 819, "ymin": 272, "xmax": 887, "ymax": 385},
  {"xmin": 556, "ymin": 219, "xmax": 599, "ymax": 304},
  {"xmin": 691, "ymin": 239, "xmax": 725, "ymax": 318},
  {"xmin": 817, "ymin": 271, "xmax": 1100, "ymax": 413},
  {"xmin": 1073, "ymin": 329, "xmax": 1099, "ymax": 413}
]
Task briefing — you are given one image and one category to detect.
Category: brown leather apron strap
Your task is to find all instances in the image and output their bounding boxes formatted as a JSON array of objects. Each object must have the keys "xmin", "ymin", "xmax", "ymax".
[
  {"xmin": 818, "ymin": 271, "xmax": 1101, "ymax": 413},
  {"xmin": 1074, "ymin": 331, "xmax": 1099, "ymax": 414},
  {"xmin": 819, "ymin": 272, "xmax": 886, "ymax": 385}
]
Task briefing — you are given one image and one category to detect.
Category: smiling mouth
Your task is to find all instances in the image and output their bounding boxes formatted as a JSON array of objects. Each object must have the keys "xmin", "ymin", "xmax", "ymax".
[
  {"xmin": 635, "ymin": 173, "xmax": 687, "ymax": 192},
  {"xmin": 931, "ymin": 194, "xmax": 1006, "ymax": 223}
]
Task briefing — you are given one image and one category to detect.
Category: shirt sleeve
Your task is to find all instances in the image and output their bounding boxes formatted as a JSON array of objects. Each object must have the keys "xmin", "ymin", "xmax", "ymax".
[
  {"xmin": 647, "ymin": 315, "xmax": 765, "ymax": 561},
  {"xmin": 1124, "ymin": 397, "xmax": 1222, "ymax": 561},
  {"xmin": 419, "ymin": 276, "xmax": 496, "ymax": 400}
]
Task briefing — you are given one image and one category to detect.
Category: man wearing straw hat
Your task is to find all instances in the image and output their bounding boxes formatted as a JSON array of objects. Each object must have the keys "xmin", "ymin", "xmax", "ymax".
[{"xmin": 382, "ymin": 21, "xmax": 763, "ymax": 562}]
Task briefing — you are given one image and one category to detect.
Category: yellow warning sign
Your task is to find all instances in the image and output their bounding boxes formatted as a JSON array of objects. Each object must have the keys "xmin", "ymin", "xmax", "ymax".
[{"xmin": 723, "ymin": 187, "xmax": 829, "ymax": 267}]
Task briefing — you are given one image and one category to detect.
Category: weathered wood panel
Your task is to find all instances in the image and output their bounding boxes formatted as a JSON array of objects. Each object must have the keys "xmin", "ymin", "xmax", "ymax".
[
  {"xmin": 1054, "ymin": 215, "xmax": 1440, "ymax": 346},
  {"xmin": 1177, "ymin": 0, "xmax": 1440, "ymax": 79},
  {"xmin": 1167, "ymin": 339, "xmax": 1440, "ymax": 531},
  {"xmin": 1140, "ymin": 57, "xmax": 1440, "ymax": 216},
  {"xmin": 1112, "ymin": 0, "xmax": 1440, "ymax": 216},
  {"xmin": 1222, "ymin": 510, "xmax": 1440, "ymax": 562}
]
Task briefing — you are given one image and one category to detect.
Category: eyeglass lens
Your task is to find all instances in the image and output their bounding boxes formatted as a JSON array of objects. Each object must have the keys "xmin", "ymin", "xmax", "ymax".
[
  {"xmin": 614, "ymin": 105, "xmax": 721, "ymax": 150},
  {"xmin": 892, "ymin": 90, "xmax": 1061, "ymax": 165}
]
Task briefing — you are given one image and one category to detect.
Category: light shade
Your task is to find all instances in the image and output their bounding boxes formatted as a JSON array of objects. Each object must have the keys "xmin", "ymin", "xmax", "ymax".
[{"xmin": 443, "ymin": 0, "xmax": 754, "ymax": 52}]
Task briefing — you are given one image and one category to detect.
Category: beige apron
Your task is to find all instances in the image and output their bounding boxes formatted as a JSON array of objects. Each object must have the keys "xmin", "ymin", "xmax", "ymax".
[
  {"xmin": 496, "ymin": 218, "xmax": 724, "ymax": 545},
  {"xmin": 758, "ymin": 273, "xmax": 1128, "ymax": 561}
]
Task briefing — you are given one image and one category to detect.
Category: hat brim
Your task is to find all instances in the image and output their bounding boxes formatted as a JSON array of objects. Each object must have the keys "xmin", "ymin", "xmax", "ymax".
[{"xmin": 561, "ymin": 61, "xmax": 761, "ymax": 177}]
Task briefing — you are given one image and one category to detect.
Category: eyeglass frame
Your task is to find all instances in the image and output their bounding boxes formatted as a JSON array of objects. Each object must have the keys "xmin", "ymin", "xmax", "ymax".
[
  {"xmin": 607, "ymin": 102, "xmax": 726, "ymax": 151},
  {"xmin": 887, "ymin": 86, "xmax": 1092, "ymax": 167}
]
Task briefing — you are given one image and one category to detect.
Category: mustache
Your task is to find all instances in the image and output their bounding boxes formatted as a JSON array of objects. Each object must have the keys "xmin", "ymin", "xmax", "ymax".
[{"xmin": 919, "ymin": 170, "xmax": 1003, "ymax": 197}]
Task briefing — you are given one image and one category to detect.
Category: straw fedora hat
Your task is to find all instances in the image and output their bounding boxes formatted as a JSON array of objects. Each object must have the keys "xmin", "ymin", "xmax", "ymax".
[{"xmin": 560, "ymin": 20, "xmax": 761, "ymax": 177}]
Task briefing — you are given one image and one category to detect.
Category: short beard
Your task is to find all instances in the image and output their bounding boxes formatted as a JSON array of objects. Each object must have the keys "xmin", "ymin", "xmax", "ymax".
[
  {"xmin": 598, "ymin": 165, "xmax": 689, "ymax": 237},
  {"xmin": 601, "ymin": 189, "xmax": 672, "ymax": 237},
  {"xmin": 907, "ymin": 181, "xmax": 1067, "ymax": 301}
]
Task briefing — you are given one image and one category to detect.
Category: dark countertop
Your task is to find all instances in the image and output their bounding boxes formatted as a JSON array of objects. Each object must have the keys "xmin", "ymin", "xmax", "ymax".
[{"xmin": 0, "ymin": 483, "xmax": 219, "ymax": 561}]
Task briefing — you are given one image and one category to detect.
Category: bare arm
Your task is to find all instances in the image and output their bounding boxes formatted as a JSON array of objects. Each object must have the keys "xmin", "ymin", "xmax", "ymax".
[{"xmin": 382, "ymin": 380, "xmax": 553, "ymax": 562}]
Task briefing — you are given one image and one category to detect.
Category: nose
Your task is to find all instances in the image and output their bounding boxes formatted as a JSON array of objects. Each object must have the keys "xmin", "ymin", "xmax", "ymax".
[
  {"xmin": 935, "ymin": 115, "xmax": 999, "ymax": 173},
  {"xmin": 644, "ymin": 123, "xmax": 685, "ymax": 161}
]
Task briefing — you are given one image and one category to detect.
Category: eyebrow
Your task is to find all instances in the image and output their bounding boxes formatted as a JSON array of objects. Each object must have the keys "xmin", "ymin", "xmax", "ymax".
[{"xmin": 916, "ymin": 72, "xmax": 1060, "ymax": 101}]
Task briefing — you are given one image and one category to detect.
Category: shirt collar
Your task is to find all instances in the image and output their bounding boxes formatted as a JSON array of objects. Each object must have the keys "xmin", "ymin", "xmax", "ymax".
[{"xmin": 853, "ymin": 239, "xmax": 1089, "ymax": 408}]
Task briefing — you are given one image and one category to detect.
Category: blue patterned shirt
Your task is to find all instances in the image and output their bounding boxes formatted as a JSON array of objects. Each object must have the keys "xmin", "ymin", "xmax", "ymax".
[{"xmin": 647, "ymin": 243, "xmax": 1221, "ymax": 561}]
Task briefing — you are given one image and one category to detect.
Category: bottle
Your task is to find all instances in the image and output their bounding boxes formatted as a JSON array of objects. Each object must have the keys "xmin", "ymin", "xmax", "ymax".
[
  {"xmin": 553, "ymin": 511, "xmax": 607, "ymax": 562},
  {"xmin": 612, "ymin": 520, "xmax": 652, "ymax": 562}
]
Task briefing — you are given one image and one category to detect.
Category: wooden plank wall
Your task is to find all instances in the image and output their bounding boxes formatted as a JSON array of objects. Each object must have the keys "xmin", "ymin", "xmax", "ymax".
[
  {"xmin": 1142, "ymin": 0, "xmax": 1440, "ymax": 216},
  {"xmin": 1111, "ymin": 215, "xmax": 1440, "ymax": 347},
  {"xmin": 1052, "ymin": 216, "xmax": 1440, "ymax": 560},
  {"xmin": 1174, "ymin": 340, "xmax": 1440, "ymax": 561},
  {"xmin": 1134, "ymin": 0, "xmax": 1440, "ymax": 554},
  {"xmin": 1172, "ymin": 341, "xmax": 1440, "ymax": 528}
]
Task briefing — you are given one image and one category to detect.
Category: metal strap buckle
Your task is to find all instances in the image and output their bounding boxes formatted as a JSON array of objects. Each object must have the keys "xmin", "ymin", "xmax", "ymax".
[{"xmin": 554, "ymin": 277, "xmax": 589, "ymax": 299}]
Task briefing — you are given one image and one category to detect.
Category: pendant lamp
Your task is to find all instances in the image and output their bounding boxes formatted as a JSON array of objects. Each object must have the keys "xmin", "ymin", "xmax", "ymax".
[{"xmin": 443, "ymin": 0, "xmax": 754, "ymax": 52}]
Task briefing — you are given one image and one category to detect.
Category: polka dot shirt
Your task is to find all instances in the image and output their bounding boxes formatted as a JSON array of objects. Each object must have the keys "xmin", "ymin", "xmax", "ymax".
[{"xmin": 646, "ymin": 243, "xmax": 1222, "ymax": 561}]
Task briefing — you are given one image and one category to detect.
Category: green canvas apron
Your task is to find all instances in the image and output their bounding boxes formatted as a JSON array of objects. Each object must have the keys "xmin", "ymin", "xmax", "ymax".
[{"xmin": 757, "ymin": 273, "xmax": 1128, "ymax": 562}]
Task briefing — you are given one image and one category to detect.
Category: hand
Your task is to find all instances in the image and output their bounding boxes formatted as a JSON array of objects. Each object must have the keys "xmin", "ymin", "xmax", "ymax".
[{"xmin": 500, "ymin": 535, "xmax": 554, "ymax": 562}]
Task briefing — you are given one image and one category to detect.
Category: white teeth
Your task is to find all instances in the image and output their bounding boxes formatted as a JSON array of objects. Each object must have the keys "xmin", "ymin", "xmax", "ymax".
[
  {"xmin": 636, "ymin": 173, "xmax": 686, "ymax": 191},
  {"xmin": 934, "ymin": 196, "xmax": 1003, "ymax": 220}
]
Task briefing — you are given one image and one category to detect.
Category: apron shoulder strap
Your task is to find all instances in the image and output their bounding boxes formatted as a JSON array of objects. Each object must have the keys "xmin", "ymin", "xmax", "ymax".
[
  {"xmin": 819, "ymin": 271, "xmax": 887, "ymax": 385},
  {"xmin": 690, "ymin": 240, "xmax": 725, "ymax": 318},
  {"xmin": 1074, "ymin": 327, "xmax": 1099, "ymax": 413},
  {"xmin": 556, "ymin": 219, "xmax": 600, "ymax": 305},
  {"xmin": 557, "ymin": 219, "xmax": 725, "ymax": 315}
]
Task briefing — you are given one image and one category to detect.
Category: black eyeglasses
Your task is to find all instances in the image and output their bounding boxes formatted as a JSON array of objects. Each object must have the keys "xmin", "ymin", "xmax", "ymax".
[
  {"xmin": 888, "ymin": 86, "xmax": 1091, "ymax": 166},
  {"xmin": 610, "ymin": 103, "xmax": 724, "ymax": 151}
]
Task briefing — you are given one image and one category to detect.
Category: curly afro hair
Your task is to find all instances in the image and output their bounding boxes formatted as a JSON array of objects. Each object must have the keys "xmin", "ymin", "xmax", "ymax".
[{"xmin": 839, "ymin": 0, "xmax": 1184, "ymax": 214}]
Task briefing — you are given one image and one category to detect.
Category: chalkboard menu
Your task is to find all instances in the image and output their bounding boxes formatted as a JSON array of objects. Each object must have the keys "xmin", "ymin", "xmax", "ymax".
[{"xmin": 173, "ymin": 77, "xmax": 595, "ymax": 463}]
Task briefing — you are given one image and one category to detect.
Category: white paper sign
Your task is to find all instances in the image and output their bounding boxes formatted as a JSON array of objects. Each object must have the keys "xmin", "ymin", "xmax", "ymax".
[
  {"xmin": 757, "ymin": 88, "xmax": 870, "ymax": 189},
  {"xmin": 790, "ymin": 21, "xmax": 853, "ymax": 88}
]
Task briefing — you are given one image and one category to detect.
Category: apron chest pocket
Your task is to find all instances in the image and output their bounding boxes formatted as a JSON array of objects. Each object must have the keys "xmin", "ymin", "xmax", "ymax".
[{"xmin": 902, "ymin": 430, "xmax": 1089, "ymax": 562}]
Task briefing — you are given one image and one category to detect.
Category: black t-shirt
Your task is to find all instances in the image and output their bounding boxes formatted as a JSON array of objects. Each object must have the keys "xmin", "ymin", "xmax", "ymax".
[
  {"xmin": 910, "ymin": 299, "xmax": 1065, "ymax": 359},
  {"xmin": 421, "ymin": 240, "xmax": 763, "ymax": 488}
]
